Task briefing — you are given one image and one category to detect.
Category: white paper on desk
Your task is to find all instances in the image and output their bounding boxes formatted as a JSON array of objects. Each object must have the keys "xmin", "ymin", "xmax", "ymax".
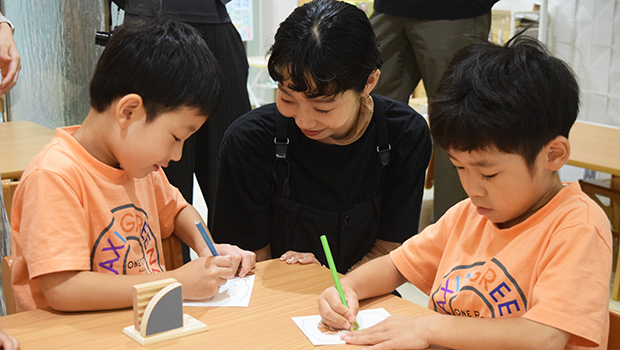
[
  {"xmin": 183, "ymin": 275, "xmax": 255, "ymax": 307},
  {"xmin": 292, "ymin": 308, "xmax": 391, "ymax": 346}
]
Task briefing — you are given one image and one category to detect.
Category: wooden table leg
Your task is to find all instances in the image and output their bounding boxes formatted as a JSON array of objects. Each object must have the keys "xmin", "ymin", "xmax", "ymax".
[{"xmin": 612, "ymin": 175, "xmax": 620, "ymax": 300}]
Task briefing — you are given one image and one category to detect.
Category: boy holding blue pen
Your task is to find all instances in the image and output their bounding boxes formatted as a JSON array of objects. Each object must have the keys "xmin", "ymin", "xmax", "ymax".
[
  {"xmin": 318, "ymin": 36, "xmax": 612, "ymax": 349},
  {"xmin": 10, "ymin": 19, "xmax": 255, "ymax": 313}
]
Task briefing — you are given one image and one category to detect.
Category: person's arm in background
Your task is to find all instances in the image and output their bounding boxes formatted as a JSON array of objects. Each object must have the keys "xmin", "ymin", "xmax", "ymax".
[{"xmin": 0, "ymin": 11, "xmax": 20, "ymax": 95}]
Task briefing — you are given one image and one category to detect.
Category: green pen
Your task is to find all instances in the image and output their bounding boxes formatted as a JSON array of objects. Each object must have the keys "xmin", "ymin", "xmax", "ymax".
[{"xmin": 320, "ymin": 235, "xmax": 360, "ymax": 331}]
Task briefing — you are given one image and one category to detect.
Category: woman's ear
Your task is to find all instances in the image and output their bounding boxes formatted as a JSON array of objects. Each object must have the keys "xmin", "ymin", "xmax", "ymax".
[
  {"xmin": 115, "ymin": 94, "xmax": 145, "ymax": 130},
  {"xmin": 544, "ymin": 136, "xmax": 570, "ymax": 171},
  {"xmin": 362, "ymin": 69, "xmax": 381, "ymax": 96}
]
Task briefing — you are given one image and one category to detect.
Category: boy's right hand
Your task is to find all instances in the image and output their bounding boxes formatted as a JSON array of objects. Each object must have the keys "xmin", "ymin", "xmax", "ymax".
[
  {"xmin": 0, "ymin": 327, "xmax": 19, "ymax": 350},
  {"xmin": 317, "ymin": 285, "xmax": 359, "ymax": 330},
  {"xmin": 174, "ymin": 256, "xmax": 234, "ymax": 300}
]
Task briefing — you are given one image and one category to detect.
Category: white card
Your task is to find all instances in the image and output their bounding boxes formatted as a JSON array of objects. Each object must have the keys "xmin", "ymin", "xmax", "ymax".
[
  {"xmin": 183, "ymin": 275, "xmax": 255, "ymax": 307},
  {"xmin": 292, "ymin": 308, "xmax": 391, "ymax": 346}
]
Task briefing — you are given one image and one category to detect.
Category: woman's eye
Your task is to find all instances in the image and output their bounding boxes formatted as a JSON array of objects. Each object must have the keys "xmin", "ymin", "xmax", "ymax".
[
  {"xmin": 482, "ymin": 173, "xmax": 497, "ymax": 180},
  {"xmin": 173, "ymin": 135, "xmax": 181, "ymax": 142}
]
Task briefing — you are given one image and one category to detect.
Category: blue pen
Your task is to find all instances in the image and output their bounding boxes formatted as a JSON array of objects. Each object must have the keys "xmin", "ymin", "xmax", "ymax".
[{"xmin": 195, "ymin": 221, "xmax": 218, "ymax": 256}]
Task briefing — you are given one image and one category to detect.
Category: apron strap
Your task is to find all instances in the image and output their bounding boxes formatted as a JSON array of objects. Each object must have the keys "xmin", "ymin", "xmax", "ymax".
[
  {"xmin": 273, "ymin": 113, "xmax": 291, "ymax": 198},
  {"xmin": 373, "ymin": 99, "xmax": 391, "ymax": 167},
  {"xmin": 272, "ymin": 97, "xmax": 390, "ymax": 198}
]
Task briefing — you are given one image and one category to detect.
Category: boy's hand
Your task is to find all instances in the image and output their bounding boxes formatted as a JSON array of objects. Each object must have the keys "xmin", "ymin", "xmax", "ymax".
[
  {"xmin": 0, "ymin": 328, "xmax": 19, "ymax": 350},
  {"xmin": 174, "ymin": 256, "xmax": 234, "ymax": 300},
  {"xmin": 340, "ymin": 315, "xmax": 431, "ymax": 350},
  {"xmin": 317, "ymin": 285, "xmax": 359, "ymax": 330},
  {"xmin": 213, "ymin": 243, "xmax": 256, "ymax": 277},
  {"xmin": 279, "ymin": 250, "xmax": 320, "ymax": 265}
]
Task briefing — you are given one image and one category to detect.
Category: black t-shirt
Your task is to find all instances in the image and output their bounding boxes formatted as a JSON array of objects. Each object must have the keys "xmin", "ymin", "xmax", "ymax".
[
  {"xmin": 211, "ymin": 95, "xmax": 432, "ymax": 265},
  {"xmin": 374, "ymin": 0, "xmax": 499, "ymax": 20}
]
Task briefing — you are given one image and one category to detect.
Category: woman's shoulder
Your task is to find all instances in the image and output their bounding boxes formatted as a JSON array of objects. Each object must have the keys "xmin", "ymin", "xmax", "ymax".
[
  {"xmin": 372, "ymin": 94, "xmax": 429, "ymax": 137},
  {"xmin": 220, "ymin": 104, "xmax": 280, "ymax": 160},
  {"xmin": 222, "ymin": 103, "xmax": 280, "ymax": 146},
  {"xmin": 373, "ymin": 94, "xmax": 426, "ymax": 123},
  {"xmin": 227, "ymin": 103, "xmax": 278, "ymax": 134}
]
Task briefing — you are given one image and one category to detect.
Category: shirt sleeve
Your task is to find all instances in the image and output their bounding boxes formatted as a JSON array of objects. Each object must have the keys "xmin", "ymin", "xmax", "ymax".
[
  {"xmin": 17, "ymin": 169, "xmax": 92, "ymax": 278},
  {"xmin": 522, "ymin": 222, "xmax": 612, "ymax": 348},
  {"xmin": 390, "ymin": 216, "xmax": 451, "ymax": 295},
  {"xmin": 152, "ymin": 169, "xmax": 188, "ymax": 239}
]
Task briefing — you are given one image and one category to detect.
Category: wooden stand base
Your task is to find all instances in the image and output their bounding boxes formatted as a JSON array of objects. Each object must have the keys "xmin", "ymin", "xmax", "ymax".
[{"xmin": 123, "ymin": 314, "xmax": 209, "ymax": 346}]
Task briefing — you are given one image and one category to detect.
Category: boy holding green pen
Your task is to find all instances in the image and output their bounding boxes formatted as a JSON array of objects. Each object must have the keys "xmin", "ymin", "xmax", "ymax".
[{"xmin": 317, "ymin": 36, "xmax": 611, "ymax": 349}]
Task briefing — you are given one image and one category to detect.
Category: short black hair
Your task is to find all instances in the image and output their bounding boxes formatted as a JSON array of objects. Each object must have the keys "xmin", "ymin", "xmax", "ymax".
[
  {"xmin": 267, "ymin": 0, "xmax": 382, "ymax": 98},
  {"xmin": 429, "ymin": 35, "xmax": 580, "ymax": 169},
  {"xmin": 90, "ymin": 18, "xmax": 223, "ymax": 121}
]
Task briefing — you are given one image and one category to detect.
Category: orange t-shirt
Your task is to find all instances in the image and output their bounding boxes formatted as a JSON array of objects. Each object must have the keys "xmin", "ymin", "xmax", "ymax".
[
  {"xmin": 391, "ymin": 182, "xmax": 612, "ymax": 349},
  {"xmin": 11, "ymin": 126, "xmax": 187, "ymax": 312}
]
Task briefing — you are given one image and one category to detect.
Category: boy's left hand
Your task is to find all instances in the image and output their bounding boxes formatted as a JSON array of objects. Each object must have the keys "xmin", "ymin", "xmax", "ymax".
[
  {"xmin": 213, "ymin": 243, "xmax": 256, "ymax": 277},
  {"xmin": 340, "ymin": 315, "xmax": 431, "ymax": 350}
]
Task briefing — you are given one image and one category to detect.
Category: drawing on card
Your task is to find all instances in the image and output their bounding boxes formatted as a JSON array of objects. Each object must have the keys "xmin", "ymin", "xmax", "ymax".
[
  {"xmin": 292, "ymin": 308, "xmax": 391, "ymax": 346},
  {"xmin": 183, "ymin": 275, "xmax": 255, "ymax": 307}
]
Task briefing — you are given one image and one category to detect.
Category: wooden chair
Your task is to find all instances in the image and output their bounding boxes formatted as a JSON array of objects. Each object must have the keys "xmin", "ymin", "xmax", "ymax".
[
  {"xmin": 610, "ymin": 309, "xmax": 620, "ymax": 350},
  {"xmin": 579, "ymin": 178, "xmax": 620, "ymax": 300},
  {"xmin": 1, "ymin": 256, "xmax": 15, "ymax": 315},
  {"xmin": 1, "ymin": 179, "xmax": 18, "ymax": 224},
  {"xmin": 1, "ymin": 176, "xmax": 15, "ymax": 316},
  {"xmin": 162, "ymin": 234, "xmax": 185, "ymax": 271}
]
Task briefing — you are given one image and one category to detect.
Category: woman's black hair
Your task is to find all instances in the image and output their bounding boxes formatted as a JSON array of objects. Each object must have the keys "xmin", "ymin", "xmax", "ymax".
[{"xmin": 267, "ymin": 0, "xmax": 382, "ymax": 98}]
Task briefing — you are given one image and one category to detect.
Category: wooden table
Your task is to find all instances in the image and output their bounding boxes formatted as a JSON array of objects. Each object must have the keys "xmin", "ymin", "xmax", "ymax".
[
  {"xmin": 0, "ymin": 259, "xmax": 437, "ymax": 349},
  {"xmin": 567, "ymin": 121, "xmax": 620, "ymax": 178},
  {"xmin": 0, "ymin": 121, "xmax": 56, "ymax": 181}
]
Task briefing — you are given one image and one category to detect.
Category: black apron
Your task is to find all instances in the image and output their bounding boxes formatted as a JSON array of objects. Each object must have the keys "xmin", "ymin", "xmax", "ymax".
[{"xmin": 269, "ymin": 104, "xmax": 391, "ymax": 273}]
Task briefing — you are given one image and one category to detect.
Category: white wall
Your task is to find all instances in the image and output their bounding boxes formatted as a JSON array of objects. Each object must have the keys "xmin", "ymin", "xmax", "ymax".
[
  {"xmin": 493, "ymin": 0, "xmax": 620, "ymax": 128},
  {"xmin": 492, "ymin": 0, "xmax": 618, "ymax": 181},
  {"xmin": 254, "ymin": 1, "xmax": 298, "ymax": 57}
]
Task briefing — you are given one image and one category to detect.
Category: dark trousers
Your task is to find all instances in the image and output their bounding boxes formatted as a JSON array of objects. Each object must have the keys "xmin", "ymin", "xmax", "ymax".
[{"xmin": 370, "ymin": 11, "xmax": 491, "ymax": 222}]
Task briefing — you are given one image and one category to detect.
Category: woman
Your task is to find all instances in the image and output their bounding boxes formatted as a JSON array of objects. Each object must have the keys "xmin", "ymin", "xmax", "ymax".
[{"xmin": 212, "ymin": 0, "xmax": 431, "ymax": 273}]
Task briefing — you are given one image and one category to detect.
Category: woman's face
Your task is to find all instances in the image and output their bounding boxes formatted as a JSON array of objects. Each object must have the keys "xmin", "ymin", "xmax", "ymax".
[
  {"xmin": 275, "ymin": 70, "xmax": 380, "ymax": 142},
  {"xmin": 276, "ymin": 81, "xmax": 362, "ymax": 141}
]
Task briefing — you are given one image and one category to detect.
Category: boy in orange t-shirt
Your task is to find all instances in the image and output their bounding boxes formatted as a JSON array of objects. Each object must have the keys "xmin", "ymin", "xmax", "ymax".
[
  {"xmin": 11, "ymin": 19, "xmax": 255, "ymax": 312},
  {"xmin": 318, "ymin": 36, "xmax": 612, "ymax": 349}
]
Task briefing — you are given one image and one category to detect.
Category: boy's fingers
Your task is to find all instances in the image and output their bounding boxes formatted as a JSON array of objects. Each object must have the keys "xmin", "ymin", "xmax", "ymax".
[
  {"xmin": 345, "ymin": 294, "xmax": 360, "ymax": 320},
  {"xmin": 318, "ymin": 289, "xmax": 354, "ymax": 329},
  {"xmin": 341, "ymin": 325, "xmax": 388, "ymax": 346},
  {"xmin": 226, "ymin": 254, "xmax": 242, "ymax": 274},
  {"xmin": 237, "ymin": 252, "xmax": 256, "ymax": 277},
  {"xmin": 208, "ymin": 256, "xmax": 233, "ymax": 271}
]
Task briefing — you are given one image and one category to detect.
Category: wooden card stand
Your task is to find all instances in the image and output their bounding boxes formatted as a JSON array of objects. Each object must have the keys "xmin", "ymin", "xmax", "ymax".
[{"xmin": 123, "ymin": 278, "xmax": 209, "ymax": 345}]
